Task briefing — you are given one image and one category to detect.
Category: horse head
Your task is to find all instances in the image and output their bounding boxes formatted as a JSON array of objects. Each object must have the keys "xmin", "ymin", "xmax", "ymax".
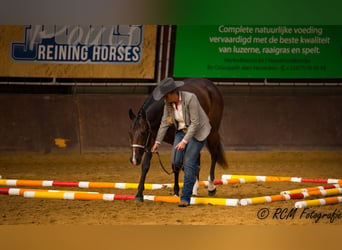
[{"xmin": 128, "ymin": 108, "xmax": 152, "ymax": 165}]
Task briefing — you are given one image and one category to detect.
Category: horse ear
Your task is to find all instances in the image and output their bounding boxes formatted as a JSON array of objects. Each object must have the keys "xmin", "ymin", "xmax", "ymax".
[{"xmin": 129, "ymin": 109, "xmax": 136, "ymax": 120}]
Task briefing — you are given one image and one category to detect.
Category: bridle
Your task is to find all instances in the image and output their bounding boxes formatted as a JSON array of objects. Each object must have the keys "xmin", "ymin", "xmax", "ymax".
[
  {"xmin": 130, "ymin": 116, "xmax": 152, "ymax": 152},
  {"xmin": 130, "ymin": 117, "xmax": 174, "ymax": 175},
  {"xmin": 131, "ymin": 131, "xmax": 151, "ymax": 152}
]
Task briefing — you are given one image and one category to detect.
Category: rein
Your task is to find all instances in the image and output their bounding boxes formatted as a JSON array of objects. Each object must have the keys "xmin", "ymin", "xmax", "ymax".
[
  {"xmin": 156, "ymin": 149, "xmax": 185, "ymax": 176},
  {"xmin": 155, "ymin": 151, "xmax": 173, "ymax": 175},
  {"xmin": 131, "ymin": 143, "xmax": 174, "ymax": 175},
  {"xmin": 130, "ymin": 114, "xmax": 184, "ymax": 176},
  {"xmin": 130, "ymin": 117, "xmax": 174, "ymax": 175}
]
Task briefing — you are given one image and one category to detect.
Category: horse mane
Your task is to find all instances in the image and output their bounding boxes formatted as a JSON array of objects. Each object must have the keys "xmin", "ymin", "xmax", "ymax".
[{"xmin": 139, "ymin": 93, "xmax": 155, "ymax": 115}]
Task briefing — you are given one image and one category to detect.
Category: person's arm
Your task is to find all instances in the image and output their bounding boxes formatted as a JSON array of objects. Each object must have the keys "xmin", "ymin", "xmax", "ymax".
[
  {"xmin": 151, "ymin": 103, "xmax": 171, "ymax": 152},
  {"xmin": 182, "ymin": 94, "xmax": 200, "ymax": 143}
]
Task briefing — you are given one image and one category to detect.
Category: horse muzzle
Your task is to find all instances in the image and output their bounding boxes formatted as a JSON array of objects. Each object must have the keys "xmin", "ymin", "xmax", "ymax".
[
  {"xmin": 130, "ymin": 156, "xmax": 140, "ymax": 165},
  {"xmin": 130, "ymin": 144, "xmax": 145, "ymax": 165}
]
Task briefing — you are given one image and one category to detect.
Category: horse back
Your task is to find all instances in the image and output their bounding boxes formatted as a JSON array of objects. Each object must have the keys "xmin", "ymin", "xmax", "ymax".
[
  {"xmin": 180, "ymin": 78, "xmax": 224, "ymax": 130},
  {"xmin": 144, "ymin": 78, "xmax": 224, "ymax": 146}
]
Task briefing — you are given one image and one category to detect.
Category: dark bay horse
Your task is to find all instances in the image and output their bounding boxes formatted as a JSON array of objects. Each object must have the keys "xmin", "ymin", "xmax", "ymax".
[{"xmin": 128, "ymin": 78, "xmax": 228, "ymax": 202}]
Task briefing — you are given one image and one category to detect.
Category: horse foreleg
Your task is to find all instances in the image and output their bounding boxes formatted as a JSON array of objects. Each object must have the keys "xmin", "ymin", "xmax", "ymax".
[
  {"xmin": 174, "ymin": 165, "xmax": 199, "ymax": 197},
  {"xmin": 135, "ymin": 152, "xmax": 152, "ymax": 202},
  {"xmin": 173, "ymin": 167, "xmax": 180, "ymax": 196}
]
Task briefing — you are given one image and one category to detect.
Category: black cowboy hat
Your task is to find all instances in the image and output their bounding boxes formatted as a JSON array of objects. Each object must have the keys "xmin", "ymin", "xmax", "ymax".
[{"xmin": 152, "ymin": 77, "xmax": 184, "ymax": 101}]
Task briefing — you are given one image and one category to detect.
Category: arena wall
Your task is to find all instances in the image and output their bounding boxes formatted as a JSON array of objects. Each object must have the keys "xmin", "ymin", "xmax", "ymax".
[{"xmin": 1, "ymin": 91, "xmax": 341, "ymax": 153}]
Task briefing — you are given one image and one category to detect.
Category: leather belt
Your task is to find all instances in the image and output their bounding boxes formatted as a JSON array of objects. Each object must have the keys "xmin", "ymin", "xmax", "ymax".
[{"xmin": 178, "ymin": 128, "xmax": 187, "ymax": 133}]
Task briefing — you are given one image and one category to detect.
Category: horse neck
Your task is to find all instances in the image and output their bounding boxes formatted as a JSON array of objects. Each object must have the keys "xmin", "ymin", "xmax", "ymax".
[
  {"xmin": 141, "ymin": 94, "xmax": 155, "ymax": 111},
  {"xmin": 140, "ymin": 95, "xmax": 164, "ymax": 131}
]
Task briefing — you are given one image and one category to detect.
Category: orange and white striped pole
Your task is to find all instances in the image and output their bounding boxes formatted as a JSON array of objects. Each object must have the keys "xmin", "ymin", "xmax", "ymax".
[
  {"xmin": 0, "ymin": 177, "xmax": 242, "ymax": 190},
  {"xmin": 280, "ymin": 184, "xmax": 340, "ymax": 195},
  {"xmin": 240, "ymin": 188, "xmax": 342, "ymax": 206},
  {"xmin": 0, "ymin": 187, "xmax": 239, "ymax": 206},
  {"xmin": 295, "ymin": 196, "xmax": 342, "ymax": 208},
  {"xmin": 222, "ymin": 174, "xmax": 342, "ymax": 184},
  {"xmin": 0, "ymin": 178, "xmax": 166, "ymax": 190}
]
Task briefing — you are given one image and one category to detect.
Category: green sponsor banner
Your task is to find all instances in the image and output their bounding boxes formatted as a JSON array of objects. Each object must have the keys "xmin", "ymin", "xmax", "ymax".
[{"xmin": 173, "ymin": 25, "xmax": 342, "ymax": 78}]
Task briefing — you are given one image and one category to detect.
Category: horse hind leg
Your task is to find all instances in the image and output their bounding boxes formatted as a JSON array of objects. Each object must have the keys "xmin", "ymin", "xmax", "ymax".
[
  {"xmin": 191, "ymin": 153, "xmax": 201, "ymax": 197},
  {"xmin": 207, "ymin": 136, "xmax": 228, "ymax": 196},
  {"xmin": 207, "ymin": 157, "xmax": 217, "ymax": 196},
  {"xmin": 207, "ymin": 146, "xmax": 218, "ymax": 196},
  {"xmin": 192, "ymin": 170, "xmax": 200, "ymax": 196},
  {"xmin": 207, "ymin": 181, "xmax": 217, "ymax": 196},
  {"xmin": 206, "ymin": 133, "xmax": 220, "ymax": 196}
]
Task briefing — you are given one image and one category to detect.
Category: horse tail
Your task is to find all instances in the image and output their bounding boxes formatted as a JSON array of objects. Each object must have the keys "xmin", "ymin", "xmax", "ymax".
[
  {"xmin": 216, "ymin": 139, "xmax": 228, "ymax": 169},
  {"xmin": 206, "ymin": 132, "xmax": 228, "ymax": 169}
]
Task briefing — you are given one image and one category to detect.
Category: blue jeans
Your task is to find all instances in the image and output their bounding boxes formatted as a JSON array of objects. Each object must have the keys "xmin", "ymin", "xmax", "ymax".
[{"xmin": 172, "ymin": 130, "xmax": 206, "ymax": 204}]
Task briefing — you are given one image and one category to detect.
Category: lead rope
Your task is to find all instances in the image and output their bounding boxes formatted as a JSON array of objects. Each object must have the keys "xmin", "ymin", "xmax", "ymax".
[
  {"xmin": 155, "ymin": 148, "xmax": 185, "ymax": 175},
  {"xmin": 155, "ymin": 151, "xmax": 173, "ymax": 175}
]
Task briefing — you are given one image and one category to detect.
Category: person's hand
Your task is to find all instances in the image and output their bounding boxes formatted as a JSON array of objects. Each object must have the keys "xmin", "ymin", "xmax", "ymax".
[
  {"xmin": 151, "ymin": 142, "xmax": 160, "ymax": 153},
  {"xmin": 175, "ymin": 140, "xmax": 186, "ymax": 150}
]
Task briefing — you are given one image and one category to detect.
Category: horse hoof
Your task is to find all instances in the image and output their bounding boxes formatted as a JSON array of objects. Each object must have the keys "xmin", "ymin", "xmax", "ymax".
[
  {"xmin": 135, "ymin": 196, "xmax": 144, "ymax": 202},
  {"xmin": 208, "ymin": 188, "xmax": 216, "ymax": 196}
]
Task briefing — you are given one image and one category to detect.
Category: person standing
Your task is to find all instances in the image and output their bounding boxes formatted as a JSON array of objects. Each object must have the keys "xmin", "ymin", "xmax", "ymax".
[{"xmin": 151, "ymin": 77, "xmax": 211, "ymax": 207}]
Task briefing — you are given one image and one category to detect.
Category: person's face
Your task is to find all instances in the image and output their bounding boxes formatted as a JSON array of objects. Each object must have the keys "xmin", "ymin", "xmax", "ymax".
[{"xmin": 164, "ymin": 91, "xmax": 178, "ymax": 103}]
